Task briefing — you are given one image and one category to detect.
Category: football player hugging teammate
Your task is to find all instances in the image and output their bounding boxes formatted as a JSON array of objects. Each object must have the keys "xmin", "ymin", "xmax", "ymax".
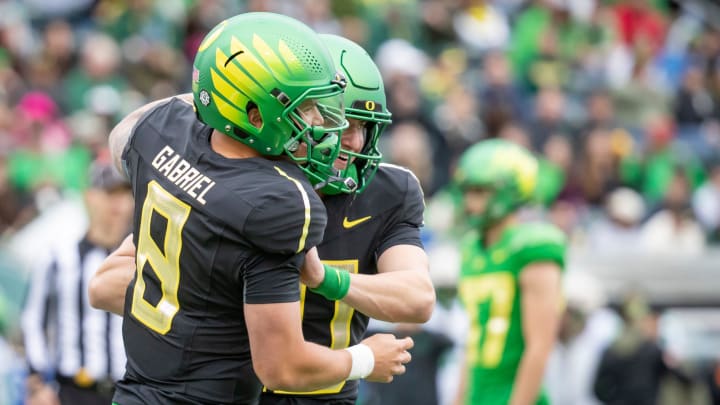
[{"xmin": 91, "ymin": 13, "xmax": 415, "ymax": 405}]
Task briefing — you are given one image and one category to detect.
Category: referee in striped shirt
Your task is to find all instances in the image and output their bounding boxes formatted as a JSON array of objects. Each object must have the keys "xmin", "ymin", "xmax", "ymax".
[{"xmin": 21, "ymin": 156, "xmax": 134, "ymax": 405}]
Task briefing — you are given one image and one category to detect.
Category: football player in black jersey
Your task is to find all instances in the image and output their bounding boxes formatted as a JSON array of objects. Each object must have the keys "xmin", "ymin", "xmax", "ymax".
[
  {"xmin": 94, "ymin": 13, "xmax": 413, "ymax": 405},
  {"xmin": 257, "ymin": 34, "xmax": 435, "ymax": 405}
]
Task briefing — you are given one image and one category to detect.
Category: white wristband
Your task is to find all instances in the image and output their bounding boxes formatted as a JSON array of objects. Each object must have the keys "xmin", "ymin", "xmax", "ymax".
[{"xmin": 344, "ymin": 343, "xmax": 375, "ymax": 380}]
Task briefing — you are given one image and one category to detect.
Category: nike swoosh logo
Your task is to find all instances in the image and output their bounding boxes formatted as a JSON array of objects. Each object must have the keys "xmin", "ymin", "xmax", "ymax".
[{"xmin": 342, "ymin": 215, "xmax": 372, "ymax": 229}]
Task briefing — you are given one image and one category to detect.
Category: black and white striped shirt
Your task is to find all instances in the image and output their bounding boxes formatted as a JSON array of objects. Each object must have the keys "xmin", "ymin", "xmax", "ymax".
[{"xmin": 21, "ymin": 235, "xmax": 125, "ymax": 381}]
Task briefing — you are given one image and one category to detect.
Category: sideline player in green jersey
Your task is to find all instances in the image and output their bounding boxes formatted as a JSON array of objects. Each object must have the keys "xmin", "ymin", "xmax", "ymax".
[
  {"xmin": 90, "ymin": 33, "xmax": 434, "ymax": 404},
  {"xmin": 98, "ymin": 13, "xmax": 413, "ymax": 405},
  {"xmin": 453, "ymin": 139, "xmax": 566, "ymax": 405},
  {"xmin": 259, "ymin": 34, "xmax": 435, "ymax": 405}
]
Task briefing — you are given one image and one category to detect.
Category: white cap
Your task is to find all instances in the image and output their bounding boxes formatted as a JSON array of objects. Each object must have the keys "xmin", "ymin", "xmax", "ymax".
[
  {"xmin": 606, "ymin": 187, "xmax": 645, "ymax": 225},
  {"xmin": 375, "ymin": 39, "xmax": 429, "ymax": 79}
]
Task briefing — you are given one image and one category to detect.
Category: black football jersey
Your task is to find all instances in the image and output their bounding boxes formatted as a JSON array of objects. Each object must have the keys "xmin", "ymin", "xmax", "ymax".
[
  {"xmin": 114, "ymin": 98, "xmax": 327, "ymax": 405},
  {"xmin": 262, "ymin": 163, "xmax": 425, "ymax": 403}
]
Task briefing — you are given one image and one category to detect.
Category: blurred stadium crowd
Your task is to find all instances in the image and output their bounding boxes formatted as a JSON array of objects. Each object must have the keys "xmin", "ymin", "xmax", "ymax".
[{"xmin": 0, "ymin": 0, "xmax": 720, "ymax": 404}]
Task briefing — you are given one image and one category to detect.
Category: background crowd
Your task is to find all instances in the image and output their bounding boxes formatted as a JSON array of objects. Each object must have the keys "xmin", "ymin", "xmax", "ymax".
[{"xmin": 0, "ymin": 0, "xmax": 719, "ymax": 404}]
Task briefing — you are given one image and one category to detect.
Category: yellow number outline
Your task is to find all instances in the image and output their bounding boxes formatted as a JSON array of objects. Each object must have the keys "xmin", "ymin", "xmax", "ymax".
[
  {"xmin": 273, "ymin": 259, "xmax": 359, "ymax": 395},
  {"xmin": 130, "ymin": 181, "xmax": 191, "ymax": 335},
  {"xmin": 459, "ymin": 272, "xmax": 515, "ymax": 368}
]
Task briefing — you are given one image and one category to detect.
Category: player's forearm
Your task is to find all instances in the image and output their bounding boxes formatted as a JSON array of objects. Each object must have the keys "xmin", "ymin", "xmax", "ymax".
[
  {"xmin": 88, "ymin": 263, "xmax": 133, "ymax": 315},
  {"xmin": 512, "ymin": 262, "xmax": 562, "ymax": 404},
  {"xmin": 259, "ymin": 341, "xmax": 352, "ymax": 391},
  {"xmin": 247, "ymin": 299, "xmax": 355, "ymax": 391},
  {"xmin": 509, "ymin": 346, "xmax": 553, "ymax": 405},
  {"xmin": 343, "ymin": 270, "xmax": 435, "ymax": 323}
]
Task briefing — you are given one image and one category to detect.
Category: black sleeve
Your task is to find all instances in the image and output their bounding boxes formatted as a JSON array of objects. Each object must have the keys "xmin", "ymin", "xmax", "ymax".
[
  {"xmin": 376, "ymin": 171, "xmax": 425, "ymax": 256},
  {"xmin": 244, "ymin": 183, "xmax": 327, "ymax": 255},
  {"xmin": 243, "ymin": 252, "xmax": 302, "ymax": 304}
]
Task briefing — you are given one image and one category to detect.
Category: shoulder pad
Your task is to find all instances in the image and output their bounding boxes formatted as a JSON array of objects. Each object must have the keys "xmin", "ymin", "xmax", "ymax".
[
  {"xmin": 377, "ymin": 164, "xmax": 424, "ymax": 194},
  {"xmin": 377, "ymin": 163, "xmax": 425, "ymax": 226},
  {"xmin": 244, "ymin": 166, "xmax": 327, "ymax": 255},
  {"xmin": 508, "ymin": 222, "xmax": 566, "ymax": 270},
  {"xmin": 459, "ymin": 231, "xmax": 481, "ymax": 275}
]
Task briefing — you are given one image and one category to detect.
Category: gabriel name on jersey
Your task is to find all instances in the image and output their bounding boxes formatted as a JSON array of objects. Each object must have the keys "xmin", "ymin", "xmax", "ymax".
[{"xmin": 150, "ymin": 145, "xmax": 216, "ymax": 205}]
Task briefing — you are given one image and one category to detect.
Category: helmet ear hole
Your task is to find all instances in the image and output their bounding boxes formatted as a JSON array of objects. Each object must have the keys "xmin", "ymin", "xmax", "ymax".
[{"xmin": 246, "ymin": 102, "xmax": 262, "ymax": 130}]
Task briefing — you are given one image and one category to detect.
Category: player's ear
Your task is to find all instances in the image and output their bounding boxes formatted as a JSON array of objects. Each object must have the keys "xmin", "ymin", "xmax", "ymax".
[{"xmin": 247, "ymin": 104, "xmax": 263, "ymax": 129}]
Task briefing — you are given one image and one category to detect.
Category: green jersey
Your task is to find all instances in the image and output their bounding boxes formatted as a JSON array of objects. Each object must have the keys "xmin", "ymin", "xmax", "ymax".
[{"xmin": 458, "ymin": 222, "xmax": 566, "ymax": 405}]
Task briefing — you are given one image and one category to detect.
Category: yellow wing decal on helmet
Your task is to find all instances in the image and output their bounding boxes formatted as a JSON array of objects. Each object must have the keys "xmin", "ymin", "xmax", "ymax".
[
  {"xmin": 277, "ymin": 40, "xmax": 303, "ymax": 74},
  {"xmin": 198, "ymin": 20, "xmax": 227, "ymax": 52},
  {"xmin": 229, "ymin": 37, "xmax": 275, "ymax": 87},
  {"xmin": 513, "ymin": 152, "xmax": 537, "ymax": 198},
  {"xmin": 490, "ymin": 148, "xmax": 538, "ymax": 198},
  {"xmin": 211, "ymin": 91, "xmax": 244, "ymax": 125},
  {"xmin": 210, "ymin": 69, "xmax": 249, "ymax": 113},
  {"xmin": 215, "ymin": 48, "xmax": 265, "ymax": 102},
  {"xmin": 252, "ymin": 34, "xmax": 290, "ymax": 77}
]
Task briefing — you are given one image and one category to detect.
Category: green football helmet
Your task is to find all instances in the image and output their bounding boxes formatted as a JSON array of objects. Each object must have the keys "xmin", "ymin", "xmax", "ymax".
[
  {"xmin": 318, "ymin": 34, "xmax": 392, "ymax": 194},
  {"xmin": 454, "ymin": 139, "xmax": 538, "ymax": 229},
  {"xmin": 192, "ymin": 12, "xmax": 348, "ymax": 186}
]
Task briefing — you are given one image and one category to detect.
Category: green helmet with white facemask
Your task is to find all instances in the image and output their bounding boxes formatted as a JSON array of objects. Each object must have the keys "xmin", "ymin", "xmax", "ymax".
[
  {"xmin": 318, "ymin": 34, "xmax": 392, "ymax": 194},
  {"xmin": 192, "ymin": 12, "xmax": 348, "ymax": 186},
  {"xmin": 454, "ymin": 139, "xmax": 538, "ymax": 229}
]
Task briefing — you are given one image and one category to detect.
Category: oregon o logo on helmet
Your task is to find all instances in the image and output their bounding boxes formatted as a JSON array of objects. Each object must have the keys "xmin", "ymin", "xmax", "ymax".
[{"xmin": 365, "ymin": 100, "xmax": 375, "ymax": 111}]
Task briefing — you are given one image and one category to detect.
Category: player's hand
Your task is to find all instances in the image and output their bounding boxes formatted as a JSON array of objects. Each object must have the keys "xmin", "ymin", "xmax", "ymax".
[
  {"xmin": 361, "ymin": 333, "xmax": 414, "ymax": 383},
  {"xmin": 300, "ymin": 247, "xmax": 324, "ymax": 288}
]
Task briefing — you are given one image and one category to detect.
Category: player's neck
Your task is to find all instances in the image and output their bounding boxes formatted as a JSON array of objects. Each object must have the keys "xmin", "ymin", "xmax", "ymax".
[
  {"xmin": 484, "ymin": 214, "xmax": 517, "ymax": 247},
  {"xmin": 210, "ymin": 130, "xmax": 262, "ymax": 159}
]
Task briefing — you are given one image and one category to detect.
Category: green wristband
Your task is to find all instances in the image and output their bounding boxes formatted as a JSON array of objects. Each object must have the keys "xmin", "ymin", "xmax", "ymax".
[{"xmin": 310, "ymin": 265, "xmax": 351, "ymax": 300}]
